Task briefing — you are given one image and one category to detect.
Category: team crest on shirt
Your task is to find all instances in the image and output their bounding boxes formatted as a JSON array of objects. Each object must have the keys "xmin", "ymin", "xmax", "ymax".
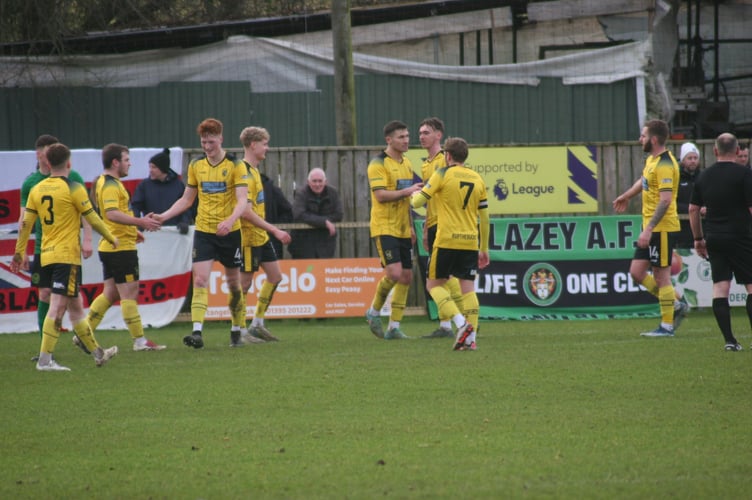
[{"xmin": 523, "ymin": 263, "xmax": 562, "ymax": 307}]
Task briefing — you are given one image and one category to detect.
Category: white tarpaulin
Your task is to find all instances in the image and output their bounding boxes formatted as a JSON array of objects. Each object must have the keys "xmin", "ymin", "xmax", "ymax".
[{"xmin": 0, "ymin": 35, "xmax": 651, "ymax": 91}]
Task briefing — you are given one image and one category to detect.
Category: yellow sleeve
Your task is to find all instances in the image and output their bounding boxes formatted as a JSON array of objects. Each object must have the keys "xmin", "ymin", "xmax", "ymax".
[
  {"xmin": 410, "ymin": 191, "xmax": 428, "ymax": 208},
  {"xmin": 13, "ymin": 209, "xmax": 38, "ymax": 264},
  {"xmin": 83, "ymin": 209, "xmax": 116, "ymax": 245},
  {"xmin": 233, "ymin": 160, "xmax": 248, "ymax": 188},
  {"xmin": 186, "ymin": 160, "xmax": 198, "ymax": 189},
  {"xmin": 479, "ymin": 207, "xmax": 490, "ymax": 252},
  {"xmin": 367, "ymin": 159, "xmax": 387, "ymax": 192}
]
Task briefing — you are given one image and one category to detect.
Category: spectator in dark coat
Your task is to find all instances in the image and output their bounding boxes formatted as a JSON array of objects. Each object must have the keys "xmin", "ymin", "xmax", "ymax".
[
  {"xmin": 132, "ymin": 148, "xmax": 193, "ymax": 234},
  {"xmin": 288, "ymin": 168, "xmax": 344, "ymax": 259},
  {"xmin": 676, "ymin": 142, "xmax": 702, "ymax": 248},
  {"xmin": 260, "ymin": 172, "xmax": 293, "ymax": 257}
]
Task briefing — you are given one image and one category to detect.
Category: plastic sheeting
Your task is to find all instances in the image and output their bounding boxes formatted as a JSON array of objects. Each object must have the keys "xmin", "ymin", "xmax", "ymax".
[{"xmin": 0, "ymin": 35, "xmax": 651, "ymax": 92}]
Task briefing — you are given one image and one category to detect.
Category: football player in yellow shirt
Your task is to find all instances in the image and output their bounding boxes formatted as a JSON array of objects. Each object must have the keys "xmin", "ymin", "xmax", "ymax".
[
  {"xmin": 364, "ymin": 120, "xmax": 424, "ymax": 339},
  {"xmin": 19, "ymin": 134, "xmax": 93, "ymax": 362},
  {"xmin": 613, "ymin": 119, "xmax": 687, "ymax": 337},
  {"xmin": 12, "ymin": 143, "xmax": 119, "ymax": 371},
  {"xmin": 411, "ymin": 137, "xmax": 490, "ymax": 350},
  {"xmin": 156, "ymin": 118, "xmax": 248, "ymax": 348},
  {"xmin": 84, "ymin": 143, "xmax": 165, "ymax": 352},
  {"xmin": 417, "ymin": 117, "xmax": 465, "ymax": 339},
  {"xmin": 236, "ymin": 126, "xmax": 291, "ymax": 345}
]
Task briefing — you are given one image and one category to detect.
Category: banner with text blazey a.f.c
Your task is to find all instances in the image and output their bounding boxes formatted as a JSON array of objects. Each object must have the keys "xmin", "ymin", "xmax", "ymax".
[
  {"xmin": 205, "ymin": 258, "xmax": 384, "ymax": 320},
  {"xmin": 0, "ymin": 228, "xmax": 192, "ymax": 333},
  {"xmin": 406, "ymin": 145, "xmax": 598, "ymax": 214},
  {"xmin": 417, "ymin": 215, "xmax": 661, "ymax": 320},
  {"xmin": 471, "ymin": 216, "xmax": 751, "ymax": 319}
]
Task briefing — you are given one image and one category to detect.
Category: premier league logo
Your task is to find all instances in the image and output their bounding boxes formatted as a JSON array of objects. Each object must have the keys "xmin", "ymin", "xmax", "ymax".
[{"xmin": 494, "ymin": 179, "xmax": 509, "ymax": 201}]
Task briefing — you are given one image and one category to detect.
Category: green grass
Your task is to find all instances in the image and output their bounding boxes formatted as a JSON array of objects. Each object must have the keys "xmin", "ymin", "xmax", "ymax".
[{"xmin": 2, "ymin": 310, "xmax": 752, "ymax": 499}]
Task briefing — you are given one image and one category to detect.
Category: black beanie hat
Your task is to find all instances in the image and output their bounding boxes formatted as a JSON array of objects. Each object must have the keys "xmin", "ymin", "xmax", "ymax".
[{"xmin": 149, "ymin": 148, "xmax": 171, "ymax": 173}]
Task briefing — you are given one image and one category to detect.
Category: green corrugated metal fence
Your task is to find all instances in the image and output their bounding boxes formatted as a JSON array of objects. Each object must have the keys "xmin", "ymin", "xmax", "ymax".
[{"xmin": 0, "ymin": 75, "xmax": 638, "ymax": 150}]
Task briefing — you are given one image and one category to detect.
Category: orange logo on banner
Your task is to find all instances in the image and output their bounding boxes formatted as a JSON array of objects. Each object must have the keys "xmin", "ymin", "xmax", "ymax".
[{"xmin": 205, "ymin": 257, "xmax": 383, "ymax": 319}]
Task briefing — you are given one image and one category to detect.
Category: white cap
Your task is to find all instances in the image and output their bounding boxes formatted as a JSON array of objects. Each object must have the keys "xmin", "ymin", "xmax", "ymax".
[{"xmin": 680, "ymin": 142, "xmax": 700, "ymax": 162}]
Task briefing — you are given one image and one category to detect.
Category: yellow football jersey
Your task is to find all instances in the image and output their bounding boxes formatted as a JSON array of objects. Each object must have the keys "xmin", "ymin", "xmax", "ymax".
[
  {"xmin": 421, "ymin": 150, "xmax": 445, "ymax": 229},
  {"xmin": 641, "ymin": 150, "xmax": 680, "ymax": 232},
  {"xmin": 420, "ymin": 165, "xmax": 488, "ymax": 251},
  {"xmin": 187, "ymin": 155, "xmax": 248, "ymax": 234},
  {"xmin": 241, "ymin": 161, "xmax": 270, "ymax": 247},
  {"xmin": 20, "ymin": 177, "xmax": 97, "ymax": 266},
  {"xmin": 367, "ymin": 152, "xmax": 415, "ymax": 238},
  {"xmin": 95, "ymin": 174, "xmax": 137, "ymax": 252}
]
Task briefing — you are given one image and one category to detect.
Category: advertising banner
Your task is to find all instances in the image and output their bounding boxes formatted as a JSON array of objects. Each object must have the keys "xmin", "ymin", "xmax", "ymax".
[
  {"xmin": 205, "ymin": 258, "xmax": 384, "ymax": 320},
  {"xmin": 417, "ymin": 215, "xmax": 692, "ymax": 320},
  {"xmin": 0, "ymin": 228, "xmax": 192, "ymax": 333},
  {"xmin": 670, "ymin": 248, "xmax": 744, "ymax": 308},
  {"xmin": 406, "ymin": 145, "xmax": 598, "ymax": 214}
]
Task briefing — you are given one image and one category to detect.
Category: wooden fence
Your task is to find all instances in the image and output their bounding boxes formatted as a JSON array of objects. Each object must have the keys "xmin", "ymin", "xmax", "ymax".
[
  {"xmin": 184, "ymin": 140, "xmax": 716, "ymax": 256},
  {"xmin": 183, "ymin": 141, "xmax": 715, "ymax": 311}
]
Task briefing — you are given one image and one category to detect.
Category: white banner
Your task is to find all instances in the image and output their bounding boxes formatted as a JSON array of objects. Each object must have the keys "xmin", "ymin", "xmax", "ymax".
[
  {"xmin": 0, "ymin": 147, "xmax": 183, "ymax": 233},
  {"xmin": 0, "ymin": 227, "xmax": 192, "ymax": 333},
  {"xmin": 672, "ymin": 250, "xmax": 750, "ymax": 308}
]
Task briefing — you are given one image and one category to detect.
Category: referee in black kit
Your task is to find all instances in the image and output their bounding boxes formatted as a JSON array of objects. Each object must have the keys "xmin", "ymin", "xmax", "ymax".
[{"xmin": 689, "ymin": 133, "xmax": 752, "ymax": 351}]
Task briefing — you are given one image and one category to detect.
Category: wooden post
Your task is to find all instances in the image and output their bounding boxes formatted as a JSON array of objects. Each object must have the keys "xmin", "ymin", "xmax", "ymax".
[{"xmin": 332, "ymin": 0, "xmax": 357, "ymax": 146}]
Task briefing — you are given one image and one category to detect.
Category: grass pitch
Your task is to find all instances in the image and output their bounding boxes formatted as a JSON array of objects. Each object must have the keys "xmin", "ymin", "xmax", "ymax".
[{"xmin": 1, "ymin": 310, "xmax": 751, "ymax": 499}]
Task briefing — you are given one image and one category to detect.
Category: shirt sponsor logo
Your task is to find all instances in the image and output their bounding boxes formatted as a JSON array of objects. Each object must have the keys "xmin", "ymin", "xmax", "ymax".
[{"xmin": 202, "ymin": 181, "xmax": 227, "ymax": 194}]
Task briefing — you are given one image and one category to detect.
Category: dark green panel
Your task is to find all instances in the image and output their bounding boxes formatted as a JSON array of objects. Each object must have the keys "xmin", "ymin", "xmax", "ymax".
[
  {"xmin": 250, "ymin": 91, "xmax": 330, "ymax": 147},
  {"xmin": 0, "ymin": 82, "xmax": 252, "ymax": 150},
  {"xmin": 351, "ymin": 74, "xmax": 404, "ymax": 146},
  {"xmin": 0, "ymin": 89, "xmax": 35, "ymax": 149},
  {"xmin": 334, "ymin": 74, "xmax": 638, "ymax": 146},
  {"xmin": 314, "ymin": 76, "xmax": 337, "ymax": 146},
  {"xmin": 614, "ymin": 79, "xmax": 639, "ymax": 140},
  {"xmin": 0, "ymin": 77, "xmax": 637, "ymax": 150},
  {"xmin": 158, "ymin": 82, "xmax": 252, "ymax": 148},
  {"xmin": 569, "ymin": 79, "xmax": 639, "ymax": 142},
  {"xmin": 540, "ymin": 78, "xmax": 569, "ymax": 142},
  {"xmin": 28, "ymin": 88, "xmax": 71, "ymax": 145}
]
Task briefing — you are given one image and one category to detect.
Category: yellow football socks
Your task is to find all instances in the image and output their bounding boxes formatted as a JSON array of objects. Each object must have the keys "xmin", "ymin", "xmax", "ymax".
[
  {"xmin": 659, "ymin": 285, "xmax": 675, "ymax": 327},
  {"xmin": 73, "ymin": 318, "xmax": 98, "ymax": 353},
  {"xmin": 446, "ymin": 277, "xmax": 464, "ymax": 314},
  {"xmin": 390, "ymin": 282, "xmax": 409, "ymax": 323},
  {"xmin": 254, "ymin": 281, "xmax": 278, "ymax": 320},
  {"xmin": 429, "ymin": 285, "xmax": 460, "ymax": 323},
  {"xmin": 371, "ymin": 277, "xmax": 396, "ymax": 311},
  {"xmin": 228, "ymin": 288, "xmax": 246, "ymax": 328},
  {"xmin": 120, "ymin": 299, "xmax": 144, "ymax": 340},
  {"xmin": 640, "ymin": 274, "xmax": 659, "ymax": 297},
  {"xmin": 462, "ymin": 292, "xmax": 480, "ymax": 331},
  {"xmin": 191, "ymin": 286, "xmax": 208, "ymax": 324},
  {"xmin": 40, "ymin": 316, "xmax": 61, "ymax": 354},
  {"xmin": 87, "ymin": 295, "xmax": 112, "ymax": 331}
]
